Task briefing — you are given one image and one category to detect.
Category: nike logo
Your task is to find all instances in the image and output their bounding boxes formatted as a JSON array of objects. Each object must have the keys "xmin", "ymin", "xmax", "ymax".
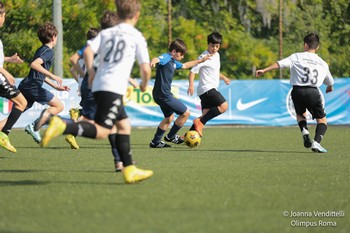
[{"xmin": 236, "ymin": 98, "xmax": 268, "ymax": 111}]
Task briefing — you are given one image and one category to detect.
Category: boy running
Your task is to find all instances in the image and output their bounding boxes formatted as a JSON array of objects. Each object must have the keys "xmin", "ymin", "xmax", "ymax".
[
  {"xmin": 187, "ymin": 32, "xmax": 230, "ymax": 137},
  {"xmin": 149, "ymin": 39, "xmax": 211, "ymax": 148},
  {"xmin": 18, "ymin": 22, "xmax": 70, "ymax": 145},
  {"xmin": 255, "ymin": 33, "xmax": 334, "ymax": 153},
  {"xmin": 0, "ymin": 1, "xmax": 27, "ymax": 153},
  {"xmin": 39, "ymin": 0, "xmax": 153, "ymax": 183}
]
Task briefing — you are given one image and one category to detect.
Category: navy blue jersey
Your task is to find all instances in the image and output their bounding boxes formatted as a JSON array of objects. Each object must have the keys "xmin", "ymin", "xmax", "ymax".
[
  {"xmin": 152, "ymin": 53, "xmax": 183, "ymax": 100},
  {"xmin": 20, "ymin": 45, "xmax": 54, "ymax": 88}
]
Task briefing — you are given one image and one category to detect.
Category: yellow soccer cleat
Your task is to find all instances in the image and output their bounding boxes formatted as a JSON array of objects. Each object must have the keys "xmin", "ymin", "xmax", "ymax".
[
  {"xmin": 65, "ymin": 134, "xmax": 79, "ymax": 149},
  {"xmin": 40, "ymin": 116, "xmax": 66, "ymax": 147},
  {"xmin": 0, "ymin": 132, "xmax": 17, "ymax": 153},
  {"xmin": 123, "ymin": 165, "xmax": 153, "ymax": 184},
  {"xmin": 69, "ymin": 108, "xmax": 80, "ymax": 121}
]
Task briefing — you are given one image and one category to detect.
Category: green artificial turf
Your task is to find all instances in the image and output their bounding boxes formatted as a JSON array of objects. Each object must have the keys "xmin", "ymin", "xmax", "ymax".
[{"xmin": 0, "ymin": 126, "xmax": 349, "ymax": 233}]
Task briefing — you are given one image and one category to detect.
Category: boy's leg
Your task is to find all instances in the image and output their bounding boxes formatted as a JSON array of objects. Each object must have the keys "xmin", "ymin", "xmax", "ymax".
[
  {"xmin": 109, "ymin": 132, "xmax": 123, "ymax": 172},
  {"xmin": 311, "ymin": 118, "xmax": 328, "ymax": 153},
  {"xmin": 191, "ymin": 89, "xmax": 227, "ymax": 136},
  {"xmin": 0, "ymin": 84, "xmax": 26, "ymax": 152},
  {"xmin": 297, "ymin": 114, "xmax": 312, "ymax": 148},
  {"xmin": 150, "ymin": 118, "xmax": 171, "ymax": 148}
]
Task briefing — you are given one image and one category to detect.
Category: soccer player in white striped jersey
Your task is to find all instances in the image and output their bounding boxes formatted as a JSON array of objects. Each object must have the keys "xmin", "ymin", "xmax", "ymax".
[
  {"xmin": 256, "ymin": 33, "xmax": 334, "ymax": 153},
  {"xmin": 40, "ymin": 0, "xmax": 153, "ymax": 183}
]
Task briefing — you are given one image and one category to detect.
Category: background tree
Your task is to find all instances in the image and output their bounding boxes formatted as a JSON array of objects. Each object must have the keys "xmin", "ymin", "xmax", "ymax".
[{"xmin": 2, "ymin": 0, "xmax": 349, "ymax": 79}]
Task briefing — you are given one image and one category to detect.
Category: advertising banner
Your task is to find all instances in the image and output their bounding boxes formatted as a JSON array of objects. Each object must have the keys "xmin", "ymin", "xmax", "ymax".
[{"xmin": 1, "ymin": 78, "xmax": 349, "ymax": 128}]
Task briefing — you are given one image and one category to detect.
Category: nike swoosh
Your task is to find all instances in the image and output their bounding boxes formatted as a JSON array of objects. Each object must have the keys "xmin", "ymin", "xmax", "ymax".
[{"xmin": 236, "ymin": 98, "xmax": 268, "ymax": 111}]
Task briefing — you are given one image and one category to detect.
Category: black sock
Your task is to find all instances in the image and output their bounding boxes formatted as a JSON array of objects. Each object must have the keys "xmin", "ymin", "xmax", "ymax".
[
  {"xmin": 200, "ymin": 107, "xmax": 221, "ymax": 125},
  {"xmin": 189, "ymin": 124, "xmax": 195, "ymax": 131},
  {"xmin": 2, "ymin": 107, "xmax": 23, "ymax": 135},
  {"xmin": 167, "ymin": 123, "xmax": 181, "ymax": 139},
  {"xmin": 108, "ymin": 133, "xmax": 121, "ymax": 162},
  {"xmin": 63, "ymin": 121, "xmax": 97, "ymax": 138},
  {"xmin": 314, "ymin": 123, "xmax": 327, "ymax": 143},
  {"xmin": 152, "ymin": 127, "xmax": 166, "ymax": 144},
  {"xmin": 116, "ymin": 134, "xmax": 132, "ymax": 166},
  {"xmin": 298, "ymin": 120, "xmax": 308, "ymax": 132}
]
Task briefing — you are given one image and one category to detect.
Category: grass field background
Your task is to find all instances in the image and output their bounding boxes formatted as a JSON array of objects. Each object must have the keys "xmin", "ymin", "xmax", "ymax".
[{"xmin": 0, "ymin": 126, "xmax": 349, "ymax": 233}]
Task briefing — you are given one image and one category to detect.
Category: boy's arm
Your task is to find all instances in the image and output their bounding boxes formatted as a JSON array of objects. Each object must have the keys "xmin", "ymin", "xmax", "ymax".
[
  {"xmin": 0, "ymin": 67, "xmax": 15, "ymax": 85},
  {"xmin": 70, "ymin": 52, "xmax": 85, "ymax": 78},
  {"xmin": 83, "ymin": 45, "xmax": 95, "ymax": 88},
  {"xmin": 128, "ymin": 77, "xmax": 139, "ymax": 88},
  {"xmin": 4, "ymin": 53, "xmax": 23, "ymax": 64},
  {"xmin": 220, "ymin": 73, "xmax": 230, "ymax": 85},
  {"xmin": 255, "ymin": 62, "xmax": 280, "ymax": 77},
  {"xmin": 44, "ymin": 77, "xmax": 70, "ymax": 91},
  {"xmin": 187, "ymin": 72, "xmax": 196, "ymax": 96},
  {"xmin": 70, "ymin": 66, "xmax": 79, "ymax": 82},
  {"xmin": 30, "ymin": 58, "xmax": 62, "ymax": 86},
  {"xmin": 182, "ymin": 54, "xmax": 211, "ymax": 69},
  {"xmin": 139, "ymin": 63, "xmax": 151, "ymax": 92},
  {"xmin": 150, "ymin": 57, "xmax": 160, "ymax": 68}
]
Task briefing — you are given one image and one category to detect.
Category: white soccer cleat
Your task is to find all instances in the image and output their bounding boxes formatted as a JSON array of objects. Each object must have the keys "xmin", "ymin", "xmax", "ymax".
[
  {"xmin": 311, "ymin": 141, "xmax": 327, "ymax": 153},
  {"xmin": 302, "ymin": 128, "xmax": 312, "ymax": 148}
]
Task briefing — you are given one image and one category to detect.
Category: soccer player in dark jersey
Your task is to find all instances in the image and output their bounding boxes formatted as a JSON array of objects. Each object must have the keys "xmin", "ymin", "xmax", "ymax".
[{"xmin": 149, "ymin": 39, "xmax": 211, "ymax": 148}]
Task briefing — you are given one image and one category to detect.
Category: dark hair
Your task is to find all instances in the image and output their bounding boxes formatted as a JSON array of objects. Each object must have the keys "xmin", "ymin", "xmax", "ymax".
[
  {"xmin": 87, "ymin": 28, "xmax": 99, "ymax": 40},
  {"xmin": 168, "ymin": 38, "xmax": 187, "ymax": 54},
  {"xmin": 100, "ymin": 10, "xmax": 119, "ymax": 29},
  {"xmin": 115, "ymin": 0, "xmax": 141, "ymax": 20},
  {"xmin": 37, "ymin": 22, "xmax": 58, "ymax": 44},
  {"xmin": 0, "ymin": 1, "xmax": 5, "ymax": 14},
  {"xmin": 207, "ymin": 32, "xmax": 222, "ymax": 44},
  {"xmin": 304, "ymin": 33, "xmax": 320, "ymax": 49}
]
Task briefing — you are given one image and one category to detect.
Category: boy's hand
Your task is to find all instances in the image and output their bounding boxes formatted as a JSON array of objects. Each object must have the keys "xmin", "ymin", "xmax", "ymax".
[
  {"xmin": 139, "ymin": 80, "xmax": 147, "ymax": 92},
  {"xmin": 224, "ymin": 77, "xmax": 230, "ymax": 85},
  {"xmin": 201, "ymin": 53, "xmax": 213, "ymax": 62},
  {"xmin": 7, "ymin": 53, "xmax": 24, "ymax": 64},
  {"xmin": 56, "ymin": 85, "xmax": 70, "ymax": 92},
  {"xmin": 255, "ymin": 69, "xmax": 265, "ymax": 77},
  {"xmin": 150, "ymin": 58, "xmax": 159, "ymax": 68},
  {"xmin": 187, "ymin": 85, "xmax": 194, "ymax": 96},
  {"xmin": 326, "ymin": 85, "xmax": 333, "ymax": 93}
]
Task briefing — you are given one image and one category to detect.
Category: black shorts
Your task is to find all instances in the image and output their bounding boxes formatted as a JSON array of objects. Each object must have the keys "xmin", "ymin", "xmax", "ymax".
[
  {"xmin": 199, "ymin": 88, "xmax": 226, "ymax": 110},
  {"xmin": 0, "ymin": 78, "xmax": 21, "ymax": 99},
  {"xmin": 291, "ymin": 86, "xmax": 325, "ymax": 119},
  {"xmin": 93, "ymin": 91, "xmax": 128, "ymax": 129}
]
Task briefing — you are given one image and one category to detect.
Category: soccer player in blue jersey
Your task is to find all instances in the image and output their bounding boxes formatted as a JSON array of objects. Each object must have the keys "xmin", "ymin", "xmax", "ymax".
[
  {"xmin": 18, "ymin": 22, "xmax": 70, "ymax": 144},
  {"xmin": 149, "ymin": 39, "xmax": 211, "ymax": 148}
]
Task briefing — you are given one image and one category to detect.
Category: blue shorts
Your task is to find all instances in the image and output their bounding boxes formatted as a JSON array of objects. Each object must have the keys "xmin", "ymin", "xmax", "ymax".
[
  {"xmin": 18, "ymin": 84, "xmax": 54, "ymax": 111},
  {"xmin": 154, "ymin": 96, "xmax": 187, "ymax": 118},
  {"xmin": 79, "ymin": 77, "xmax": 96, "ymax": 120}
]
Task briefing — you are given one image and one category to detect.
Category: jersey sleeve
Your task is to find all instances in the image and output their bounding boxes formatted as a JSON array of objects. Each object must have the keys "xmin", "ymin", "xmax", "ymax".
[
  {"xmin": 135, "ymin": 35, "xmax": 150, "ymax": 65},
  {"xmin": 323, "ymin": 64, "xmax": 334, "ymax": 86},
  {"xmin": 77, "ymin": 45, "xmax": 87, "ymax": 57},
  {"xmin": 40, "ymin": 48, "xmax": 54, "ymax": 63},
  {"xmin": 277, "ymin": 55, "xmax": 293, "ymax": 69},
  {"xmin": 174, "ymin": 60, "xmax": 183, "ymax": 69},
  {"xmin": 87, "ymin": 33, "xmax": 101, "ymax": 54},
  {"xmin": 158, "ymin": 53, "xmax": 171, "ymax": 65}
]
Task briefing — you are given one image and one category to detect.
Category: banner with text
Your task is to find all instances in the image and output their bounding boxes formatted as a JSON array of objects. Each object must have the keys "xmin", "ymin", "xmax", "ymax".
[{"xmin": 1, "ymin": 78, "xmax": 349, "ymax": 128}]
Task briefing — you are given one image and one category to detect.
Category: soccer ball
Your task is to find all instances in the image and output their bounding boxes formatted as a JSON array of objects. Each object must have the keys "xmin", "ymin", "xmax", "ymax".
[{"xmin": 184, "ymin": 130, "xmax": 201, "ymax": 148}]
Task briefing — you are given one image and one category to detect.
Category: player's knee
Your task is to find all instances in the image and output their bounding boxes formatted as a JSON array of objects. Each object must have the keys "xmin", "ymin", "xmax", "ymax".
[
  {"xmin": 183, "ymin": 109, "xmax": 190, "ymax": 118},
  {"xmin": 220, "ymin": 102, "xmax": 228, "ymax": 113}
]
